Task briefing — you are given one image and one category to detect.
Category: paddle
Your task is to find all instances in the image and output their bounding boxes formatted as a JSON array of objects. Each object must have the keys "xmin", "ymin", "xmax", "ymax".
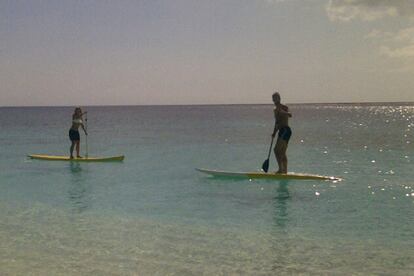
[{"xmin": 262, "ymin": 135, "xmax": 274, "ymax": 173}]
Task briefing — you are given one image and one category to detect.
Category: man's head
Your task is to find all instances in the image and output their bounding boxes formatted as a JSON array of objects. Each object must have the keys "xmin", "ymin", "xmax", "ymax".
[{"xmin": 272, "ymin": 92, "xmax": 280, "ymax": 104}]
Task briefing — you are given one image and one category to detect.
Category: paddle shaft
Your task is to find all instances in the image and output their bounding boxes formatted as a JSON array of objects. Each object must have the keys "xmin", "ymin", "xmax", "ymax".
[
  {"xmin": 266, "ymin": 135, "xmax": 274, "ymax": 160},
  {"xmin": 261, "ymin": 135, "xmax": 274, "ymax": 172}
]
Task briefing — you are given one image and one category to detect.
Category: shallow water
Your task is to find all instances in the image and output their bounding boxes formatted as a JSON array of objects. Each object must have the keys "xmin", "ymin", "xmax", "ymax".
[{"xmin": 0, "ymin": 104, "xmax": 413, "ymax": 275}]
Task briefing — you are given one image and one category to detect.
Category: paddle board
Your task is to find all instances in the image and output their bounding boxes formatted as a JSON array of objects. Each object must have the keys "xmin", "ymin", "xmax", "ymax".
[
  {"xmin": 196, "ymin": 168, "xmax": 341, "ymax": 181},
  {"xmin": 28, "ymin": 154, "xmax": 124, "ymax": 162}
]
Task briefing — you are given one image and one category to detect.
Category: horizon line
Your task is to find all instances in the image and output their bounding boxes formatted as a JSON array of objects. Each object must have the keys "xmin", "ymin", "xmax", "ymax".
[{"xmin": 1, "ymin": 101, "xmax": 414, "ymax": 108}]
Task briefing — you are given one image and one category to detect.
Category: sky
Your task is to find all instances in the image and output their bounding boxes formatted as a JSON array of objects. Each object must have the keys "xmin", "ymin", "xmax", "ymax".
[{"xmin": 1, "ymin": 0, "xmax": 414, "ymax": 106}]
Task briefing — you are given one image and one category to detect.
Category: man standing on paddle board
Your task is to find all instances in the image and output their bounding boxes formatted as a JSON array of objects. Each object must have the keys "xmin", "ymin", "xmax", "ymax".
[
  {"xmin": 69, "ymin": 107, "xmax": 87, "ymax": 159},
  {"xmin": 271, "ymin": 92, "xmax": 292, "ymax": 173}
]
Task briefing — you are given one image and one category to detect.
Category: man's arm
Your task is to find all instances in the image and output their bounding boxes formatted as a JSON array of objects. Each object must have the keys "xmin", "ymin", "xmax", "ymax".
[
  {"xmin": 278, "ymin": 105, "xmax": 292, "ymax": 117},
  {"xmin": 81, "ymin": 123, "xmax": 88, "ymax": 135}
]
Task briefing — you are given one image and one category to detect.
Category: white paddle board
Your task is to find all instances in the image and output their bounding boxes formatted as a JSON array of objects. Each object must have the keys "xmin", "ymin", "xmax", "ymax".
[
  {"xmin": 196, "ymin": 168, "xmax": 341, "ymax": 181},
  {"xmin": 28, "ymin": 154, "xmax": 124, "ymax": 162}
]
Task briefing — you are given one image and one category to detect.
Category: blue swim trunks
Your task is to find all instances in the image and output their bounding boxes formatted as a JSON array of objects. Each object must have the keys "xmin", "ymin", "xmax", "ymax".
[
  {"xmin": 278, "ymin": 126, "xmax": 292, "ymax": 142},
  {"xmin": 69, "ymin": 129, "xmax": 80, "ymax": 141}
]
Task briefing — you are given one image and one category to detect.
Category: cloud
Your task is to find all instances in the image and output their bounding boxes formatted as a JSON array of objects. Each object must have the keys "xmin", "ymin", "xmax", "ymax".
[
  {"xmin": 366, "ymin": 27, "xmax": 414, "ymax": 59},
  {"xmin": 378, "ymin": 27, "xmax": 414, "ymax": 58},
  {"xmin": 365, "ymin": 29, "xmax": 392, "ymax": 39},
  {"xmin": 394, "ymin": 27, "xmax": 414, "ymax": 42},
  {"xmin": 380, "ymin": 45, "xmax": 414, "ymax": 58},
  {"xmin": 326, "ymin": 0, "xmax": 414, "ymax": 22},
  {"xmin": 326, "ymin": 1, "xmax": 414, "ymax": 59}
]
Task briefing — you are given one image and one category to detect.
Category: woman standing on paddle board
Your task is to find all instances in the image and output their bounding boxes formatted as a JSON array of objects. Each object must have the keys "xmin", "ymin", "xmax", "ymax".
[
  {"xmin": 69, "ymin": 107, "xmax": 87, "ymax": 159},
  {"xmin": 271, "ymin": 92, "xmax": 292, "ymax": 173}
]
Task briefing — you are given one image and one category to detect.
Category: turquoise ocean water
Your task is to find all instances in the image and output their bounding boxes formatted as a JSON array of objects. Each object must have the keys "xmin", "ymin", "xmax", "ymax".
[{"xmin": 0, "ymin": 104, "xmax": 413, "ymax": 275}]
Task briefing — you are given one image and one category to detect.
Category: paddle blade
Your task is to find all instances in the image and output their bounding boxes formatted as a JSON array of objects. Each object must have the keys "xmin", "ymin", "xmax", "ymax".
[{"xmin": 262, "ymin": 159, "xmax": 269, "ymax": 173}]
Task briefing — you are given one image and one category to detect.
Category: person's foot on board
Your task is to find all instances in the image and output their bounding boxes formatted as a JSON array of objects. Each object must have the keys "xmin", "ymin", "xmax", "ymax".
[{"xmin": 275, "ymin": 170, "xmax": 288, "ymax": 174}]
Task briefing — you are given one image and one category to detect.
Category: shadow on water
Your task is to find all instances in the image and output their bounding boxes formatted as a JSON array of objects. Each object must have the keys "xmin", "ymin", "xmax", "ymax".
[
  {"xmin": 68, "ymin": 162, "xmax": 91, "ymax": 213},
  {"xmin": 272, "ymin": 180, "xmax": 291, "ymax": 229}
]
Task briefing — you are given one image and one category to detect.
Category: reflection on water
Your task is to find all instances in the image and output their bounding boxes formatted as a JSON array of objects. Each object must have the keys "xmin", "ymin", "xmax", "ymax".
[
  {"xmin": 273, "ymin": 181, "xmax": 291, "ymax": 229},
  {"xmin": 269, "ymin": 181, "xmax": 292, "ymax": 272},
  {"xmin": 68, "ymin": 163, "xmax": 91, "ymax": 213}
]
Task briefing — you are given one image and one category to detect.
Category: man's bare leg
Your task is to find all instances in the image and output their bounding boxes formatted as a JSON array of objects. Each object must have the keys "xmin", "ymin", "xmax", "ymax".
[{"xmin": 275, "ymin": 139, "xmax": 288, "ymax": 173}]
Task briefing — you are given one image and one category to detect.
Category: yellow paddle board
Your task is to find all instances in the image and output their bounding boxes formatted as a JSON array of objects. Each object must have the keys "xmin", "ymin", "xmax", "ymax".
[
  {"xmin": 196, "ymin": 168, "xmax": 341, "ymax": 181},
  {"xmin": 28, "ymin": 154, "xmax": 124, "ymax": 162}
]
